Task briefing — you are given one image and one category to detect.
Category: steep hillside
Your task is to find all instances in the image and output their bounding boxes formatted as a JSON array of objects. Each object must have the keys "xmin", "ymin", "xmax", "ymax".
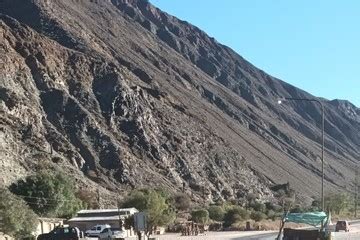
[{"xmin": 1, "ymin": 0, "xmax": 359, "ymax": 205}]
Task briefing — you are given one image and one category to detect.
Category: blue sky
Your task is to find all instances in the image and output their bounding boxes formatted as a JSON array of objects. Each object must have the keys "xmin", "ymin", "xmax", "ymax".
[{"xmin": 150, "ymin": 0, "xmax": 360, "ymax": 107}]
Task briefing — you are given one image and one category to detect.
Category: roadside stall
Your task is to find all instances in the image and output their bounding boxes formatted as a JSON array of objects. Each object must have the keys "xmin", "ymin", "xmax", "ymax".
[{"xmin": 276, "ymin": 211, "xmax": 330, "ymax": 240}]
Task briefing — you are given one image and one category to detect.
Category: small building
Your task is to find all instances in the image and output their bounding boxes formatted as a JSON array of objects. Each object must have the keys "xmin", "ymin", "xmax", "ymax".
[
  {"xmin": 0, "ymin": 233, "xmax": 12, "ymax": 240},
  {"xmin": 1, "ymin": 218, "xmax": 64, "ymax": 240},
  {"xmin": 36, "ymin": 218, "xmax": 64, "ymax": 236},
  {"xmin": 67, "ymin": 208, "xmax": 138, "ymax": 237}
]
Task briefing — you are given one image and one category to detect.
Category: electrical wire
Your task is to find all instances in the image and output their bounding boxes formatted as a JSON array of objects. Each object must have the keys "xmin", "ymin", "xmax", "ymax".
[{"xmin": 15, "ymin": 194, "xmax": 82, "ymax": 203}]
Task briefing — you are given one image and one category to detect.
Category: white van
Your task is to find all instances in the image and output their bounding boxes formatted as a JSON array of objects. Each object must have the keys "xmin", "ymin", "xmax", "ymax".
[
  {"xmin": 98, "ymin": 227, "xmax": 126, "ymax": 240},
  {"xmin": 85, "ymin": 224, "xmax": 111, "ymax": 237}
]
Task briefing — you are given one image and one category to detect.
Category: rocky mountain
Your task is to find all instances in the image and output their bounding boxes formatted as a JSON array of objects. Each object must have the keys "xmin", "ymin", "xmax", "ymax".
[{"xmin": 1, "ymin": 0, "xmax": 359, "ymax": 206}]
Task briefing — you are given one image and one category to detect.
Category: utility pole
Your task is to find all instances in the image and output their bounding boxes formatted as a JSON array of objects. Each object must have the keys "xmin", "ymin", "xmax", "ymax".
[
  {"xmin": 278, "ymin": 97, "xmax": 325, "ymax": 211},
  {"xmin": 97, "ymin": 188, "xmax": 101, "ymax": 209},
  {"xmin": 117, "ymin": 198, "xmax": 123, "ymax": 230},
  {"xmin": 0, "ymin": 216, "xmax": 4, "ymax": 232},
  {"xmin": 355, "ymin": 167, "xmax": 359, "ymax": 218}
]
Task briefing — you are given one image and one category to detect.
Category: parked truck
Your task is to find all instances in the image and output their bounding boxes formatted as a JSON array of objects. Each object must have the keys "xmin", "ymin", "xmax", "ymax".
[{"xmin": 37, "ymin": 225, "xmax": 84, "ymax": 240}]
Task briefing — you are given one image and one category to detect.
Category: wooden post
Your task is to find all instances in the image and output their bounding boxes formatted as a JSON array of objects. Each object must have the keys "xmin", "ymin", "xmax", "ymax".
[
  {"xmin": 202, "ymin": 186, "xmax": 205, "ymax": 206},
  {"xmin": 276, "ymin": 209, "xmax": 290, "ymax": 240},
  {"xmin": 118, "ymin": 199, "xmax": 122, "ymax": 229},
  {"xmin": 97, "ymin": 188, "xmax": 101, "ymax": 209},
  {"xmin": 276, "ymin": 219, "xmax": 285, "ymax": 240}
]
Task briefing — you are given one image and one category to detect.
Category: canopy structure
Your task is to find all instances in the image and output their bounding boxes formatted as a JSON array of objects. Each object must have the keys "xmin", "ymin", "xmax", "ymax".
[{"xmin": 284, "ymin": 212, "xmax": 328, "ymax": 227}]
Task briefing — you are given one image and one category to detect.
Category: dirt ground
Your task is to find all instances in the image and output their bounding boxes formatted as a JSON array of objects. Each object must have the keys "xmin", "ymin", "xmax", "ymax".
[{"xmin": 154, "ymin": 231, "xmax": 277, "ymax": 240}]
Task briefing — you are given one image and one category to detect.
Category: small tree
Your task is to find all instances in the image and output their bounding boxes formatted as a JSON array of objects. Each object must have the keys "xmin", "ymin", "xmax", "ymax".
[
  {"xmin": 191, "ymin": 209, "xmax": 209, "ymax": 224},
  {"xmin": 325, "ymin": 193, "xmax": 349, "ymax": 214},
  {"xmin": 0, "ymin": 188, "xmax": 38, "ymax": 238},
  {"xmin": 122, "ymin": 189, "xmax": 175, "ymax": 236},
  {"xmin": 10, "ymin": 171, "xmax": 84, "ymax": 218},
  {"xmin": 280, "ymin": 197, "xmax": 295, "ymax": 212},
  {"xmin": 75, "ymin": 189, "xmax": 100, "ymax": 209},
  {"xmin": 173, "ymin": 194, "xmax": 191, "ymax": 212},
  {"xmin": 208, "ymin": 205, "xmax": 225, "ymax": 222}
]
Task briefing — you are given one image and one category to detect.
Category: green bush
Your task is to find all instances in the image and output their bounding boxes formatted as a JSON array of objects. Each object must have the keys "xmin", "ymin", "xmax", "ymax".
[
  {"xmin": 265, "ymin": 202, "xmax": 283, "ymax": 213},
  {"xmin": 208, "ymin": 205, "xmax": 225, "ymax": 222},
  {"xmin": 252, "ymin": 202, "xmax": 266, "ymax": 213},
  {"xmin": 265, "ymin": 202, "xmax": 275, "ymax": 210},
  {"xmin": 250, "ymin": 211, "xmax": 266, "ymax": 222},
  {"xmin": 121, "ymin": 191, "xmax": 148, "ymax": 211},
  {"xmin": 223, "ymin": 206, "xmax": 249, "ymax": 228},
  {"xmin": 10, "ymin": 171, "xmax": 84, "ymax": 218},
  {"xmin": 266, "ymin": 210, "xmax": 276, "ymax": 220},
  {"xmin": 173, "ymin": 194, "xmax": 191, "ymax": 211},
  {"xmin": 290, "ymin": 204, "xmax": 305, "ymax": 213},
  {"xmin": 191, "ymin": 209, "xmax": 209, "ymax": 224},
  {"xmin": 0, "ymin": 188, "xmax": 38, "ymax": 238},
  {"xmin": 311, "ymin": 199, "xmax": 321, "ymax": 210}
]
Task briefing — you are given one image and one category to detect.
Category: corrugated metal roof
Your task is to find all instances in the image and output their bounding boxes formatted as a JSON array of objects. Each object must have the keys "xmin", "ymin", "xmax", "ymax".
[
  {"xmin": 68, "ymin": 216, "xmax": 125, "ymax": 222},
  {"xmin": 38, "ymin": 217, "xmax": 65, "ymax": 221},
  {"xmin": 77, "ymin": 208, "xmax": 138, "ymax": 214},
  {"xmin": 68, "ymin": 208, "xmax": 138, "ymax": 222}
]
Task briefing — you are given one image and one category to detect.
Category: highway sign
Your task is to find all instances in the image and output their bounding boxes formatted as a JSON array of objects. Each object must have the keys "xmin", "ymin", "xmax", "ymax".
[
  {"xmin": 0, "ymin": 216, "xmax": 4, "ymax": 230},
  {"xmin": 134, "ymin": 212, "xmax": 147, "ymax": 231}
]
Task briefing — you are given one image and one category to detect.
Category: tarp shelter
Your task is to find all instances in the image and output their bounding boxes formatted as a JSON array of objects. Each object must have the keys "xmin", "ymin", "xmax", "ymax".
[
  {"xmin": 276, "ymin": 212, "xmax": 329, "ymax": 240},
  {"xmin": 284, "ymin": 211, "xmax": 328, "ymax": 227}
]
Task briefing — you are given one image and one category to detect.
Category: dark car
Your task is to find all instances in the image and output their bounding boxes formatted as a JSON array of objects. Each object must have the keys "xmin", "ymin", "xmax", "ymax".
[
  {"xmin": 335, "ymin": 220, "xmax": 350, "ymax": 232},
  {"xmin": 37, "ymin": 226, "xmax": 82, "ymax": 240}
]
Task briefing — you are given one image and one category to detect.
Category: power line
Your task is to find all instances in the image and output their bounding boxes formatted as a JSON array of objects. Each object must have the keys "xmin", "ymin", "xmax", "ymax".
[
  {"xmin": 25, "ymin": 201, "xmax": 67, "ymax": 207},
  {"xmin": 15, "ymin": 194, "xmax": 80, "ymax": 203}
]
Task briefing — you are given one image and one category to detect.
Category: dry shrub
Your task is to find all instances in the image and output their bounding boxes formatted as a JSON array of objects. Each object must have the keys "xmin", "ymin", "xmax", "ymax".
[
  {"xmin": 253, "ymin": 220, "xmax": 306, "ymax": 231},
  {"xmin": 228, "ymin": 219, "xmax": 307, "ymax": 231}
]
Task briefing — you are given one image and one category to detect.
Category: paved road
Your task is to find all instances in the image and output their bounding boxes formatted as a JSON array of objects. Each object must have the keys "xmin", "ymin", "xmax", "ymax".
[
  {"xmin": 236, "ymin": 221, "xmax": 360, "ymax": 240},
  {"xmin": 155, "ymin": 221, "xmax": 360, "ymax": 240},
  {"xmin": 233, "ymin": 230, "xmax": 360, "ymax": 240},
  {"xmin": 87, "ymin": 222, "xmax": 360, "ymax": 240},
  {"xmin": 223, "ymin": 221, "xmax": 360, "ymax": 240}
]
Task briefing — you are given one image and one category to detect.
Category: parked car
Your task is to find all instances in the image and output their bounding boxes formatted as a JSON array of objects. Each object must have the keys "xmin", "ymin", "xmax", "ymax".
[
  {"xmin": 98, "ymin": 227, "xmax": 126, "ymax": 240},
  {"xmin": 37, "ymin": 225, "xmax": 82, "ymax": 240},
  {"xmin": 335, "ymin": 220, "xmax": 350, "ymax": 232},
  {"xmin": 85, "ymin": 224, "xmax": 111, "ymax": 237}
]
